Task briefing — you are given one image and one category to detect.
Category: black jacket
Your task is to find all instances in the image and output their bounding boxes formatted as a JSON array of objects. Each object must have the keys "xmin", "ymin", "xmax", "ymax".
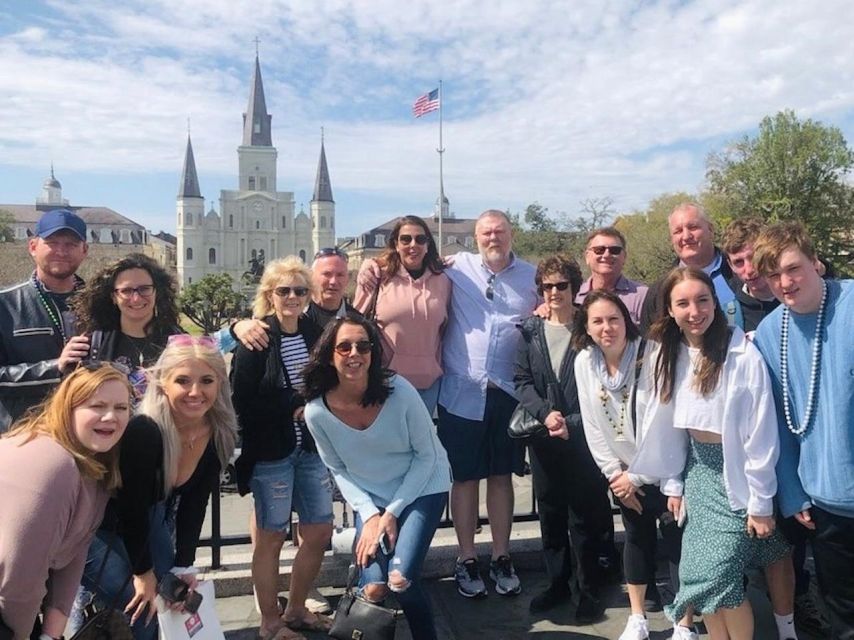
[
  {"xmin": 230, "ymin": 314, "xmax": 322, "ymax": 495},
  {"xmin": 513, "ymin": 316, "xmax": 582, "ymax": 432},
  {"xmin": 0, "ymin": 278, "xmax": 67, "ymax": 430}
]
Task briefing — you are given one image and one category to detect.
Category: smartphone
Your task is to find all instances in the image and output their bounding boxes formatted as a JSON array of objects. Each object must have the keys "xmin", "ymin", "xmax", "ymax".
[{"xmin": 378, "ymin": 532, "xmax": 394, "ymax": 555}]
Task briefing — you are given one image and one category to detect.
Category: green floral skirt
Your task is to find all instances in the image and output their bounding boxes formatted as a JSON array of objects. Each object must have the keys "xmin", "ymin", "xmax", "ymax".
[{"xmin": 666, "ymin": 440, "xmax": 790, "ymax": 621}]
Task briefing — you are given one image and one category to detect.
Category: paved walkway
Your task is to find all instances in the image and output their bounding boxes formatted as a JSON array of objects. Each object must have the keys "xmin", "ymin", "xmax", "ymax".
[{"xmin": 216, "ymin": 566, "xmax": 815, "ymax": 639}]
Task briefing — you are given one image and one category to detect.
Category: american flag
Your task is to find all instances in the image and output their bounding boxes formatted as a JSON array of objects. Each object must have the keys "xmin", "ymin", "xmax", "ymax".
[{"xmin": 412, "ymin": 88, "xmax": 440, "ymax": 117}]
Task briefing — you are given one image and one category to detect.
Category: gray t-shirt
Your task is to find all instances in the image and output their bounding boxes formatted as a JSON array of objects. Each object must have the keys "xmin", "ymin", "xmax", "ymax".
[{"xmin": 543, "ymin": 321, "xmax": 572, "ymax": 381}]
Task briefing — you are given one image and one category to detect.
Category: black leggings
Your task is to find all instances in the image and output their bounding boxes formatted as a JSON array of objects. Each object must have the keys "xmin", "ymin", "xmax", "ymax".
[{"xmin": 618, "ymin": 484, "xmax": 683, "ymax": 586}]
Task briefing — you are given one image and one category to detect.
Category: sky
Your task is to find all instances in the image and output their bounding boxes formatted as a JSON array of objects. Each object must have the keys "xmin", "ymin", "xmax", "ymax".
[{"xmin": 2, "ymin": 0, "xmax": 854, "ymax": 239}]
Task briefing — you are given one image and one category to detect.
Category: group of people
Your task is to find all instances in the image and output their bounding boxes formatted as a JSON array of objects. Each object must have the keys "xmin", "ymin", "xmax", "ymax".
[{"xmin": 0, "ymin": 203, "xmax": 851, "ymax": 640}]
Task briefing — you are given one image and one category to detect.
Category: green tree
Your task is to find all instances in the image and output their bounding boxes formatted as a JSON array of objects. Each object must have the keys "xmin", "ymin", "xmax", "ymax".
[
  {"xmin": 179, "ymin": 273, "xmax": 246, "ymax": 335},
  {"xmin": 523, "ymin": 202, "xmax": 556, "ymax": 232},
  {"xmin": 706, "ymin": 109, "xmax": 854, "ymax": 260},
  {"xmin": 0, "ymin": 209, "xmax": 15, "ymax": 242}
]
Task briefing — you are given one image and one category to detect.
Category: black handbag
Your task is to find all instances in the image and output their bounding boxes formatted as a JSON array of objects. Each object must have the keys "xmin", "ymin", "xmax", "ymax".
[
  {"xmin": 70, "ymin": 532, "xmax": 137, "ymax": 640},
  {"xmin": 508, "ymin": 382, "xmax": 561, "ymax": 439},
  {"xmin": 328, "ymin": 565, "xmax": 400, "ymax": 640}
]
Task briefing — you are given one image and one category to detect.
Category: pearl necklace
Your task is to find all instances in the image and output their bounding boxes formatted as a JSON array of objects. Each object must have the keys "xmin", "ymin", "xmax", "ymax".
[
  {"xmin": 599, "ymin": 384, "xmax": 629, "ymax": 441},
  {"xmin": 780, "ymin": 280, "xmax": 827, "ymax": 436}
]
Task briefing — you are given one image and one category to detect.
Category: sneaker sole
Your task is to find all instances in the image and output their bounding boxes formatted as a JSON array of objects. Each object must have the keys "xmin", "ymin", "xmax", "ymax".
[
  {"xmin": 490, "ymin": 574, "xmax": 521, "ymax": 596},
  {"xmin": 456, "ymin": 585, "xmax": 488, "ymax": 598}
]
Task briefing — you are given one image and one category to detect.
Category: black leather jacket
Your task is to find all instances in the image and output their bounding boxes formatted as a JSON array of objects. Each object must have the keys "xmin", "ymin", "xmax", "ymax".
[{"xmin": 0, "ymin": 277, "xmax": 67, "ymax": 430}]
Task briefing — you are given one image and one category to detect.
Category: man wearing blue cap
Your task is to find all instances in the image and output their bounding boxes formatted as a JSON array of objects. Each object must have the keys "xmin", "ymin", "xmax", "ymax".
[{"xmin": 0, "ymin": 208, "xmax": 91, "ymax": 431}]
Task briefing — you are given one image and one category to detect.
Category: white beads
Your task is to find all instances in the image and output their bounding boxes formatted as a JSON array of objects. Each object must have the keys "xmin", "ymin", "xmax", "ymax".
[{"xmin": 780, "ymin": 281, "xmax": 827, "ymax": 437}]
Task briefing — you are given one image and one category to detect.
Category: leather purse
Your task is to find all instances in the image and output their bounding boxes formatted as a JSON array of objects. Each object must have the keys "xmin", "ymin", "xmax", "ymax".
[
  {"xmin": 70, "ymin": 606, "xmax": 133, "ymax": 640},
  {"xmin": 328, "ymin": 565, "xmax": 400, "ymax": 640},
  {"xmin": 507, "ymin": 403, "xmax": 547, "ymax": 438}
]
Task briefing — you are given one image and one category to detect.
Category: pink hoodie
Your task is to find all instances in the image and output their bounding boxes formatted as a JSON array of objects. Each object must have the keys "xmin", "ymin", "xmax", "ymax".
[{"xmin": 354, "ymin": 259, "xmax": 451, "ymax": 389}]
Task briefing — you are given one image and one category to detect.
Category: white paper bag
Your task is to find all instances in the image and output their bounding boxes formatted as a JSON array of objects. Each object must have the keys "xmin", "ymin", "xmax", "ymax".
[{"xmin": 157, "ymin": 580, "xmax": 225, "ymax": 640}]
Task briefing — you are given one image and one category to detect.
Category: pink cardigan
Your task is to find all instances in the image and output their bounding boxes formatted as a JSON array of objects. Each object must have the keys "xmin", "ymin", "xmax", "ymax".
[
  {"xmin": 0, "ymin": 435, "xmax": 108, "ymax": 637},
  {"xmin": 354, "ymin": 259, "xmax": 451, "ymax": 389}
]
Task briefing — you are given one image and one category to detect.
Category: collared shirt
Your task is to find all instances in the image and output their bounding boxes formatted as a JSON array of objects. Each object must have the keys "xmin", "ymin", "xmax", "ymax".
[
  {"xmin": 439, "ymin": 251, "xmax": 539, "ymax": 421},
  {"xmin": 575, "ymin": 275, "xmax": 649, "ymax": 326},
  {"xmin": 691, "ymin": 251, "xmax": 735, "ymax": 307}
]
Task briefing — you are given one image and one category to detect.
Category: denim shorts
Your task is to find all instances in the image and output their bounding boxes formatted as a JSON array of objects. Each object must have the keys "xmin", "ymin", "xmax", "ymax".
[{"xmin": 249, "ymin": 449, "xmax": 334, "ymax": 532}]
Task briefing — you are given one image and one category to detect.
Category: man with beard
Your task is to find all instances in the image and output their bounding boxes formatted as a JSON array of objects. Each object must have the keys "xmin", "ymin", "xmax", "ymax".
[{"xmin": 0, "ymin": 209, "xmax": 91, "ymax": 431}]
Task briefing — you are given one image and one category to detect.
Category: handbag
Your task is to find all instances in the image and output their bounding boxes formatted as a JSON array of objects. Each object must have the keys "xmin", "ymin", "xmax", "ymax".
[
  {"xmin": 507, "ymin": 403, "xmax": 547, "ymax": 438},
  {"xmin": 328, "ymin": 565, "xmax": 400, "ymax": 640},
  {"xmin": 157, "ymin": 580, "xmax": 224, "ymax": 640},
  {"xmin": 70, "ymin": 535, "xmax": 133, "ymax": 640}
]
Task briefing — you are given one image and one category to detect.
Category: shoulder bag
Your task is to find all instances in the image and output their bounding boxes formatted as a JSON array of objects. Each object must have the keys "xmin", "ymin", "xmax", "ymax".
[{"xmin": 328, "ymin": 565, "xmax": 400, "ymax": 640}]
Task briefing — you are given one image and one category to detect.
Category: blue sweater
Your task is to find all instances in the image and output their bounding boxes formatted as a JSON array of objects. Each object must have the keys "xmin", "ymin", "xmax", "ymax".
[
  {"xmin": 304, "ymin": 375, "xmax": 451, "ymax": 520},
  {"xmin": 754, "ymin": 279, "xmax": 854, "ymax": 518}
]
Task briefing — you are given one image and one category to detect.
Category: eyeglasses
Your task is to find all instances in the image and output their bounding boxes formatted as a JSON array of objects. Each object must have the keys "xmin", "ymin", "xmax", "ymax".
[
  {"xmin": 314, "ymin": 247, "xmax": 349, "ymax": 261},
  {"xmin": 167, "ymin": 334, "xmax": 218, "ymax": 348},
  {"xmin": 398, "ymin": 234, "xmax": 429, "ymax": 246},
  {"xmin": 485, "ymin": 274, "xmax": 496, "ymax": 301},
  {"xmin": 113, "ymin": 284, "xmax": 155, "ymax": 299},
  {"xmin": 538, "ymin": 281, "xmax": 571, "ymax": 293},
  {"xmin": 588, "ymin": 245, "xmax": 624, "ymax": 256},
  {"xmin": 273, "ymin": 286, "xmax": 309, "ymax": 297},
  {"xmin": 334, "ymin": 340, "xmax": 373, "ymax": 355},
  {"xmin": 78, "ymin": 359, "xmax": 131, "ymax": 376}
]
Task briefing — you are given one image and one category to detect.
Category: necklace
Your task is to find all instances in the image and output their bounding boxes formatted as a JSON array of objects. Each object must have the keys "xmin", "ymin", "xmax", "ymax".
[
  {"xmin": 181, "ymin": 425, "xmax": 210, "ymax": 450},
  {"xmin": 780, "ymin": 280, "xmax": 827, "ymax": 436},
  {"xmin": 599, "ymin": 383, "xmax": 630, "ymax": 441},
  {"xmin": 31, "ymin": 272, "xmax": 83, "ymax": 344},
  {"xmin": 125, "ymin": 335, "xmax": 150, "ymax": 366}
]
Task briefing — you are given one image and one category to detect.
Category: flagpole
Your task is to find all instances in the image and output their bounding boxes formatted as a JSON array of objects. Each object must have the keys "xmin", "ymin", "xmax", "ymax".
[{"xmin": 437, "ymin": 80, "xmax": 445, "ymax": 252}]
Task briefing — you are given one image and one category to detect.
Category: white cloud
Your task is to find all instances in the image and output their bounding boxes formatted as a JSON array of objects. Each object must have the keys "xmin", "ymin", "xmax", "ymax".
[{"xmin": 1, "ymin": 0, "xmax": 854, "ymax": 235}]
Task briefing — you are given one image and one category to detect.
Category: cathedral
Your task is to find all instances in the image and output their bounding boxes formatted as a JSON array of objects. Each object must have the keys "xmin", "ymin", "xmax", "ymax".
[{"xmin": 176, "ymin": 54, "xmax": 336, "ymax": 287}]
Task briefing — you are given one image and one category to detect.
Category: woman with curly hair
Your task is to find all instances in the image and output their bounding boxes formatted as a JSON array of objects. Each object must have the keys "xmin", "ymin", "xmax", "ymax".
[
  {"xmin": 71, "ymin": 337, "xmax": 237, "ymax": 639},
  {"xmin": 353, "ymin": 215, "xmax": 450, "ymax": 412},
  {"xmin": 1, "ymin": 364, "xmax": 130, "ymax": 639}
]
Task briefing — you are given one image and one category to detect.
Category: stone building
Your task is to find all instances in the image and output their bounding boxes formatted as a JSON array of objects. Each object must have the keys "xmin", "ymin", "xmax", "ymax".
[{"xmin": 176, "ymin": 54, "xmax": 336, "ymax": 286}]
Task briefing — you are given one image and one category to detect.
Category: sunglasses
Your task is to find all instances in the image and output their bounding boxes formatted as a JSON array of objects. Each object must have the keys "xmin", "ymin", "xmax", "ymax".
[
  {"xmin": 167, "ymin": 334, "xmax": 218, "ymax": 348},
  {"xmin": 78, "ymin": 359, "xmax": 131, "ymax": 376},
  {"xmin": 485, "ymin": 274, "xmax": 496, "ymax": 301},
  {"xmin": 273, "ymin": 286, "xmax": 309, "ymax": 297},
  {"xmin": 314, "ymin": 247, "xmax": 349, "ymax": 261},
  {"xmin": 588, "ymin": 245, "xmax": 624, "ymax": 256},
  {"xmin": 114, "ymin": 284, "xmax": 155, "ymax": 299},
  {"xmin": 398, "ymin": 234, "xmax": 429, "ymax": 246},
  {"xmin": 334, "ymin": 340, "xmax": 373, "ymax": 355},
  {"xmin": 538, "ymin": 281, "xmax": 571, "ymax": 293}
]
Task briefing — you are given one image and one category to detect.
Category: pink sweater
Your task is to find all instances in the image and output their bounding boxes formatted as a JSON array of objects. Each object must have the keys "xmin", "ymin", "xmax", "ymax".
[
  {"xmin": 0, "ymin": 435, "xmax": 108, "ymax": 638},
  {"xmin": 354, "ymin": 259, "xmax": 451, "ymax": 389}
]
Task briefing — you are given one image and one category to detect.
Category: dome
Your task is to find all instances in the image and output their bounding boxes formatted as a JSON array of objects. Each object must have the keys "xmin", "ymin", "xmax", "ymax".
[{"xmin": 43, "ymin": 175, "xmax": 61, "ymax": 189}]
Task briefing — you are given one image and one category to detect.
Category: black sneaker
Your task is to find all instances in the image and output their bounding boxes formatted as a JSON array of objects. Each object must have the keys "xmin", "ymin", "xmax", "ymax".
[
  {"xmin": 529, "ymin": 585, "xmax": 570, "ymax": 613},
  {"xmin": 794, "ymin": 592, "xmax": 831, "ymax": 637},
  {"xmin": 576, "ymin": 591, "xmax": 605, "ymax": 624},
  {"xmin": 489, "ymin": 555, "xmax": 522, "ymax": 596},
  {"xmin": 645, "ymin": 582, "xmax": 663, "ymax": 612},
  {"xmin": 454, "ymin": 558, "xmax": 487, "ymax": 598}
]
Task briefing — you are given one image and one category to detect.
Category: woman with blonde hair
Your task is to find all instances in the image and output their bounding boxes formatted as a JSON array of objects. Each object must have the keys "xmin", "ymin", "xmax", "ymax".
[
  {"xmin": 231, "ymin": 256, "xmax": 334, "ymax": 639},
  {"xmin": 1, "ymin": 364, "xmax": 131, "ymax": 639},
  {"xmin": 70, "ymin": 338, "xmax": 237, "ymax": 639}
]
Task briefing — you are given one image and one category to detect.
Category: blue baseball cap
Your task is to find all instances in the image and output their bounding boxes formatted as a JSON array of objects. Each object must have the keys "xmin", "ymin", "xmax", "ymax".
[{"xmin": 35, "ymin": 209, "xmax": 87, "ymax": 241}]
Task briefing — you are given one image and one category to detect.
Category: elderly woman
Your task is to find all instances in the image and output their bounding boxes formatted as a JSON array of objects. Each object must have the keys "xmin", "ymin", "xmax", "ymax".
[
  {"xmin": 70, "ymin": 337, "xmax": 237, "ymax": 639},
  {"xmin": 303, "ymin": 316, "xmax": 451, "ymax": 640},
  {"xmin": 1, "ymin": 364, "xmax": 130, "ymax": 639},
  {"xmin": 353, "ymin": 215, "xmax": 450, "ymax": 412},
  {"xmin": 632, "ymin": 267, "xmax": 793, "ymax": 640},
  {"xmin": 230, "ymin": 256, "xmax": 333, "ymax": 640},
  {"xmin": 514, "ymin": 255, "xmax": 615, "ymax": 621}
]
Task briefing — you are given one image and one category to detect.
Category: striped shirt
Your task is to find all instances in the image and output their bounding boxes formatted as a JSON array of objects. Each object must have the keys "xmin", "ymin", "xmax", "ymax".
[{"xmin": 279, "ymin": 333, "xmax": 310, "ymax": 448}]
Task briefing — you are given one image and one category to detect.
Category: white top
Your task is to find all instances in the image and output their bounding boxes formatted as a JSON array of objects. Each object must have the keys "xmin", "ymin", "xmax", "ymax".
[
  {"xmin": 574, "ymin": 347, "xmax": 659, "ymax": 487},
  {"xmin": 671, "ymin": 345, "xmax": 725, "ymax": 435},
  {"xmin": 630, "ymin": 327, "xmax": 780, "ymax": 516}
]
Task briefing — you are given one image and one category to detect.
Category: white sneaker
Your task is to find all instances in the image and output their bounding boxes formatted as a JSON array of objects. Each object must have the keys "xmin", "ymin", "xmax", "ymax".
[
  {"xmin": 619, "ymin": 614, "xmax": 649, "ymax": 640},
  {"xmin": 305, "ymin": 588, "xmax": 332, "ymax": 614},
  {"xmin": 670, "ymin": 624, "xmax": 700, "ymax": 640}
]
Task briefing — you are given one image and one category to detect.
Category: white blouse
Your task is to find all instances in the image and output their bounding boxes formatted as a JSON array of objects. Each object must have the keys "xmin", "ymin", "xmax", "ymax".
[
  {"xmin": 630, "ymin": 327, "xmax": 780, "ymax": 516},
  {"xmin": 671, "ymin": 345, "xmax": 725, "ymax": 435}
]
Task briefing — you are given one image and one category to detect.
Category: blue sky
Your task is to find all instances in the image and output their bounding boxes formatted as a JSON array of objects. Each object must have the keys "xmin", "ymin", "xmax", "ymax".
[{"xmin": 2, "ymin": 0, "xmax": 854, "ymax": 239}]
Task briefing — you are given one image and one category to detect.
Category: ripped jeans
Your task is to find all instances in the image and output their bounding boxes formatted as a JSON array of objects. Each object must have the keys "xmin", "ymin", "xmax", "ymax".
[{"xmin": 355, "ymin": 492, "xmax": 446, "ymax": 640}]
